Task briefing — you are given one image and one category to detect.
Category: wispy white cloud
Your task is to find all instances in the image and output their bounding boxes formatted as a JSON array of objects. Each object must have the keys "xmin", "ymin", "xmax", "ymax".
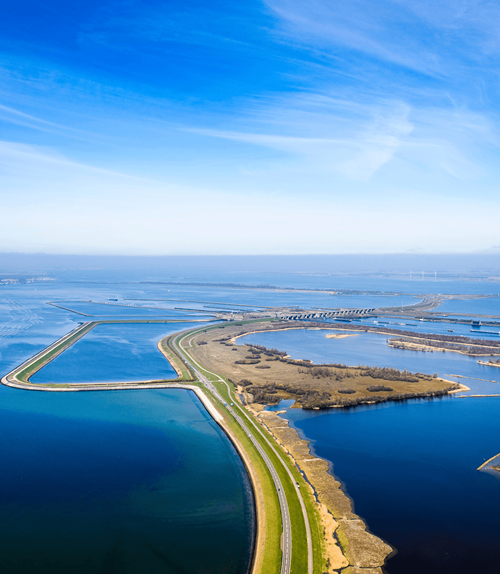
[
  {"xmin": 264, "ymin": 0, "xmax": 500, "ymax": 77},
  {"xmin": 186, "ymin": 88, "xmax": 499, "ymax": 186},
  {"xmin": 0, "ymin": 102, "xmax": 102, "ymax": 142},
  {"xmin": 264, "ymin": 0, "xmax": 442, "ymax": 75},
  {"xmin": 0, "ymin": 141, "xmax": 162, "ymax": 184},
  {"xmin": 79, "ymin": 2, "xmax": 261, "ymax": 54},
  {"xmin": 0, "ymin": 0, "xmax": 499, "ymax": 254}
]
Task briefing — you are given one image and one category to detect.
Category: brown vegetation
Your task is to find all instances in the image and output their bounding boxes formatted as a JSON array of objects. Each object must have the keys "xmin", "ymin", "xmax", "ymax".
[
  {"xmin": 189, "ymin": 321, "xmax": 460, "ymax": 410},
  {"xmin": 388, "ymin": 336, "xmax": 500, "ymax": 356}
]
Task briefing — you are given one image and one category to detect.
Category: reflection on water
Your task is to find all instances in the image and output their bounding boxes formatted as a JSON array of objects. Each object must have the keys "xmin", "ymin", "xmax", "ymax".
[
  {"xmin": 2, "ymin": 272, "xmax": 500, "ymax": 574},
  {"xmin": 242, "ymin": 327, "xmax": 500, "ymax": 574},
  {"xmin": 264, "ymin": 399, "xmax": 296, "ymax": 411}
]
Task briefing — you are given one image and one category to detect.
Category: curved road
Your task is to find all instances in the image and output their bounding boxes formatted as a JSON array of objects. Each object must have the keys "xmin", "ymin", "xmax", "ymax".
[
  {"xmin": 1, "ymin": 321, "xmax": 313, "ymax": 574},
  {"xmin": 174, "ymin": 329, "xmax": 314, "ymax": 574}
]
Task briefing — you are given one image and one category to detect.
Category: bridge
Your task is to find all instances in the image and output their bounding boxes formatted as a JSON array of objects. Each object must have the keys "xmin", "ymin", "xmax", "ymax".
[{"xmin": 278, "ymin": 308, "xmax": 376, "ymax": 320}]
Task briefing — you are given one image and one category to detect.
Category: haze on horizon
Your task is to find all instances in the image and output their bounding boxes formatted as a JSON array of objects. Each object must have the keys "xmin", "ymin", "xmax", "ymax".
[{"xmin": 1, "ymin": 1, "xmax": 500, "ymax": 256}]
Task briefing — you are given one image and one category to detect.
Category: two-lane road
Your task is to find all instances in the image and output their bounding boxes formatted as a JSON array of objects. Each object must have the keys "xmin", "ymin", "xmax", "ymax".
[{"xmin": 172, "ymin": 330, "xmax": 314, "ymax": 574}]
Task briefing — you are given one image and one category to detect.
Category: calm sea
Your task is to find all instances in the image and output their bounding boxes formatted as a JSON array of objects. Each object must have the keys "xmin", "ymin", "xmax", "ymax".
[
  {"xmin": 0, "ymin": 385, "xmax": 254, "ymax": 574},
  {"xmin": 243, "ymin": 325, "xmax": 500, "ymax": 574},
  {"xmin": 1, "ymin": 265, "xmax": 500, "ymax": 573}
]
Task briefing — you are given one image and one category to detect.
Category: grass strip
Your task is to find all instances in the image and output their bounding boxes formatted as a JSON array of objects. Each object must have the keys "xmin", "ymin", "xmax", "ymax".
[
  {"xmin": 181, "ymin": 380, "xmax": 283, "ymax": 574},
  {"xmin": 16, "ymin": 323, "xmax": 95, "ymax": 383},
  {"xmin": 174, "ymin": 326, "xmax": 321, "ymax": 574}
]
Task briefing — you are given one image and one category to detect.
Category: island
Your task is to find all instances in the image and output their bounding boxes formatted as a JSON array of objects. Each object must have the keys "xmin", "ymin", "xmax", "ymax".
[{"xmin": 478, "ymin": 359, "xmax": 500, "ymax": 367}]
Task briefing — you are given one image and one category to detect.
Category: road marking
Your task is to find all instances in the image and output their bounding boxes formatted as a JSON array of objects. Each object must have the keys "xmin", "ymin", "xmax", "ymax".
[{"xmin": 175, "ymin": 329, "xmax": 315, "ymax": 574}]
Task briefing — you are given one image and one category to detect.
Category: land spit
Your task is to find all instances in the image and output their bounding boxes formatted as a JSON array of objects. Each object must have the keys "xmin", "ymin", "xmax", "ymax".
[
  {"xmin": 387, "ymin": 336, "xmax": 500, "ymax": 357},
  {"xmin": 1, "ymin": 317, "xmax": 469, "ymax": 574},
  {"xmin": 185, "ymin": 319, "xmax": 471, "ymax": 572},
  {"xmin": 247, "ymin": 402, "xmax": 393, "ymax": 572},
  {"xmin": 478, "ymin": 360, "xmax": 500, "ymax": 368},
  {"xmin": 1, "ymin": 319, "xmax": 203, "ymax": 389}
]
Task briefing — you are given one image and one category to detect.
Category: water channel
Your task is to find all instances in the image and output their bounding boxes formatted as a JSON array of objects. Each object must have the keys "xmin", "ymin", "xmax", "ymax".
[{"xmin": 240, "ymin": 327, "xmax": 500, "ymax": 573}]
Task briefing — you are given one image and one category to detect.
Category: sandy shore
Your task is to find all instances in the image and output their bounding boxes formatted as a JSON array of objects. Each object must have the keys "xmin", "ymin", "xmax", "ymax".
[
  {"xmin": 446, "ymin": 381, "xmax": 471, "ymax": 393},
  {"xmin": 388, "ymin": 339, "xmax": 500, "ymax": 357},
  {"xmin": 478, "ymin": 360, "xmax": 500, "ymax": 368},
  {"xmin": 246, "ymin": 402, "xmax": 393, "ymax": 572},
  {"xmin": 477, "ymin": 452, "xmax": 500, "ymax": 471}
]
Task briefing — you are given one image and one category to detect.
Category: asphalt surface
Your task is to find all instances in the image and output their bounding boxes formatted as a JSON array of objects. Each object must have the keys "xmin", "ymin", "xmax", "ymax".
[
  {"xmin": 173, "ymin": 331, "xmax": 315, "ymax": 574},
  {"xmin": 1, "ymin": 323, "xmax": 311, "ymax": 574}
]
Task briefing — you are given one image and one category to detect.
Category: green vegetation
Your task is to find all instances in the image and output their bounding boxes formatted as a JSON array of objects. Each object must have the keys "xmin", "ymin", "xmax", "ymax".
[
  {"xmin": 197, "ymin": 380, "xmax": 283, "ymax": 574},
  {"xmin": 9, "ymin": 316, "xmax": 328, "ymax": 572},
  {"xmin": 388, "ymin": 336, "xmax": 500, "ymax": 356},
  {"xmin": 16, "ymin": 323, "xmax": 95, "ymax": 383},
  {"xmin": 160, "ymin": 335, "xmax": 196, "ymax": 381},
  {"xmin": 173, "ymin": 325, "xmax": 328, "ymax": 574},
  {"xmin": 11, "ymin": 319, "xmax": 200, "ymax": 386}
]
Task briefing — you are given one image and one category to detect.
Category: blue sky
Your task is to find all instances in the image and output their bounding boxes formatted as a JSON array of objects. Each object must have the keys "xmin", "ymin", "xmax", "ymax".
[{"xmin": 1, "ymin": 0, "xmax": 500, "ymax": 255}]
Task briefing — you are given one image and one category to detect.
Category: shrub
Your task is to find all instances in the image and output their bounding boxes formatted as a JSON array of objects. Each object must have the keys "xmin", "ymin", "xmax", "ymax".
[
  {"xmin": 360, "ymin": 367, "xmax": 418, "ymax": 382},
  {"xmin": 367, "ymin": 385, "xmax": 394, "ymax": 392}
]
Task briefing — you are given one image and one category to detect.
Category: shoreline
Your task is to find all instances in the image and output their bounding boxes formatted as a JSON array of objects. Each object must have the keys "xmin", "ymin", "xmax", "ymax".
[
  {"xmin": 447, "ymin": 382, "xmax": 471, "ymax": 393},
  {"xmin": 223, "ymin": 323, "xmax": 464, "ymax": 410},
  {"xmin": 186, "ymin": 322, "xmax": 402, "ymax": 571},
  {"xmin": 1, "ymin": 318, "xmax": 478, "ymax": 574},
  {"xmin": 477, "ymin": 452, "xmax": 500, "ymax": 471},
  {"xmin": 478, "ymin": 360, "xmax": 500, "ymax": 368},
  {"xmin": 1, "ymin": 319, "xmax": 201, "ymax": 389},
  {"xmin": 190, "ymin": 386, "xmax": 261, "ymax": 574},
  {"xmin": 248, "ymin": 402, "xmax": 393, "ymax": 572},
  {"xmin": 388, "ymin": 339, "xmax": 500, "ymax": 357}
]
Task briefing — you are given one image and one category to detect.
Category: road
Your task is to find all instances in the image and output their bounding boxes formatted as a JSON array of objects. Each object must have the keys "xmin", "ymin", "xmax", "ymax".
[
  {"xmin": 1, "ymin": 320, "xmax": 313, "ymax": 573},
  {"xmin": 173, "ymin": 330, "xmax": 314, "ymax": 574}
]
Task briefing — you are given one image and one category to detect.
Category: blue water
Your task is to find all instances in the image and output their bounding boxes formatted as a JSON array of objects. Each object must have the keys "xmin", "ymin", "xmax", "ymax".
[
  {"xmin": 240, "ymin": 325, "xmax": 500, "ymax": 572},
  {"xmin": 434, "ymin": 297, "xmax": 500, "ymax": 316},
  {"xmin": 121, "ymin": 290, "xmax": 420, "ymax": 312},
  {"xmin": 31, "ymin": 323, "xmax": 188, "ymax": 384},
  {"xmin": 3, "ymin": 267, "xmax": 500, "ymax": 574},
  {"xmin": 239, "ymin": 329, "xmax": 500, "ymax": 394},
  {"xmin": 52, "ymin": 300, "xmax": 209, "ymax": 318},
  {"xmin": 265, "ymin": 399, "xmax": 296, "ymax": 411},
  {"xmin": 0, "ymin": 385, "xmax": 254, "ymax": 574},
  {"xmin": 124, "ymin": 299, "xmax": 266, "ymax": 312},
  {"xmin": 286, "ymin": 398, "xmax": 500, "ymax": 573},
  {"xmin": 327, "ymin": 316, "xmax": 500, "ymax": 340}
]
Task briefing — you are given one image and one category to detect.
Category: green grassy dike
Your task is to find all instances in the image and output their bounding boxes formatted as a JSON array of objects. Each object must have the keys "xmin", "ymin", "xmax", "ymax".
[
  {"xmin": 16, "ymin": 323, "xmax": 96, "ymax": 383},
  {"xmin": 186, "ymin": 379, "xmax": 283, "ymax": 574},
  {"xmin": 13, "ymin": 319, "xmax": 199, "ymax": 385},
  {"xmin": 8, "ymin": 316, "xmax": 328, "ymax": 573},
  {"xmin": 172, "ymin": 323, "xmax": 328, "ymax": 574}
]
